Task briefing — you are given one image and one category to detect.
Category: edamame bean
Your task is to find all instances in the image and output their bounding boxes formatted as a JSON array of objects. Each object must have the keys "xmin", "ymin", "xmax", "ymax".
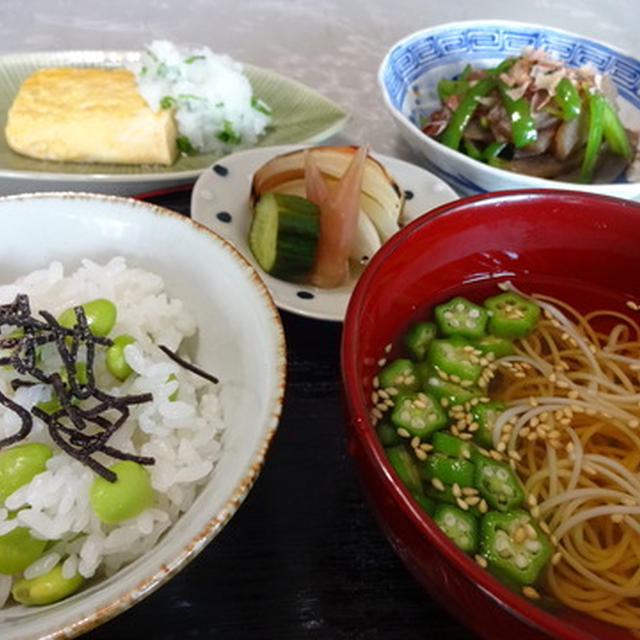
[
  {"xmin": 0, "ymin": 443, "xmax": 52, "ymax": 503},
  {"xmin": 89, "ymin": 461, "xmax": 154, "ymax": 524},
  {"xmin": 58, "ymin": 298, "xmax": 117, "ymax": 337},
  {"xmin": 11, "ymin": 563, "xmax": 83, "ymax": 605},
  {"xmin": 35, "ymin": 397, "xmax": 62, "ymax": 415},
  {"xmin": 106, "ymin": 334, "xmax": 135, "ymax": 381},
  {"xmin": 167, "ymin": 373, "xmax": 178, "ymax": 401},
  {"xmin": 0, "ymin": 526, "xmax": 47, "ymax": 575},
  {"xmin": 59, "ymin": 362, "xmax": 88, "ymax": 387}
]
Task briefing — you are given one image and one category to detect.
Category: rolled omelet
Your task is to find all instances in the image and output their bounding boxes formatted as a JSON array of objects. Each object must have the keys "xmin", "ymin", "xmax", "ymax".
[{"xmin": 5, "ymin": 67, "xmax": 178, "ymax": 165}]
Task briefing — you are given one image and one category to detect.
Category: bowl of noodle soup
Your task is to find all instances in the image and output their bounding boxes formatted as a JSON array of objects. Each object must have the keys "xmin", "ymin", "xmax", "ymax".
[{"xmin": 341, "ymin": 189, "xmax": 640, "ymax": 639}]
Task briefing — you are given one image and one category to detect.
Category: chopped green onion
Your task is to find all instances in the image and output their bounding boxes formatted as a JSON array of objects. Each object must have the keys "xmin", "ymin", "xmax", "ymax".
[
  {"xmin": 184, "ymin": 55, "xmax": 205, "ymax": 64},
  {"xmin": 216, "ymin": 120, "xmax": 242, "ymax": 145},
  {"xmin": 176, "ymin": 135, "xmax": 197, "ymax": 155},
  {"xmin": 251, "ymin": 96, "xmax": 272, "ymax": 116},
  {"xmin": 160, "ymin": 96, "xmax": 176, "ymax": 110}
]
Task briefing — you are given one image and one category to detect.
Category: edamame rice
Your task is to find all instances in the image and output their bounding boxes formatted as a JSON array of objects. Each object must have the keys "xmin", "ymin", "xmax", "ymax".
[{"xmin": 0, "ymin": 257, "xmax": 225, "ymax": 608}]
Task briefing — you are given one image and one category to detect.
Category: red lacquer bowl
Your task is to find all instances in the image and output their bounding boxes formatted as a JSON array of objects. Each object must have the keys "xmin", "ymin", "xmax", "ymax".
[{"xmin": 341, "ymin": 189, "xmax": 640, "ymax": 640}]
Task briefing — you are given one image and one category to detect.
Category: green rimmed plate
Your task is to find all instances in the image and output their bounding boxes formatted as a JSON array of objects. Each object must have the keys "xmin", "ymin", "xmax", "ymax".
[{"xmin": 0, "ymin": 50, "xmax": 349, "ymax": 195}]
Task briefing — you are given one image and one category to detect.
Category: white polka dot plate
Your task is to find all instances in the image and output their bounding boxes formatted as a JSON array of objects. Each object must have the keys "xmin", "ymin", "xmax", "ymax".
[{"xmin": 190, "ymin": 144, "xmax": 458, "ymax": 322}]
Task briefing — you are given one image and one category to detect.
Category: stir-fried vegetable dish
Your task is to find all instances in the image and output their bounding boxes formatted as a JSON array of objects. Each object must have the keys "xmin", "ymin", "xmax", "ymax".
[{"xmin": 422, "ymin": 48, "xmax": 638, "ymax": 183}]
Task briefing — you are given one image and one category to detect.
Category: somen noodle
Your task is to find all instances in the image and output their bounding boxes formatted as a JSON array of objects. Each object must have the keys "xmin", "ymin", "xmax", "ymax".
[{"xmin": 490, "ymin": 283, "xmax": 640, "ymax": 634}]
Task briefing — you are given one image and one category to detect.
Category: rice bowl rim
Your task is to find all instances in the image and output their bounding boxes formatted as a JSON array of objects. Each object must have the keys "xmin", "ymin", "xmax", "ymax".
[{"xmin": 0, "ymin": 191, "xmax": 287, "ymax": 638}]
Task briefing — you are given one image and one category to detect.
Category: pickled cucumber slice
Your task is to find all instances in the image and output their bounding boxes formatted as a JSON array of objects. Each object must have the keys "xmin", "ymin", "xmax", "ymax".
[{"xmin": 249, "ymin": 193, "xmax": 320, "ymax": 281}]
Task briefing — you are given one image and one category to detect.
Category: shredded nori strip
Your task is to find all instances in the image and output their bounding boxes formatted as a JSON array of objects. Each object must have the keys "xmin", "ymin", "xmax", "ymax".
[
  {"xmin": 0, "ymin": 295, "xmax": 157, "ymax": 481},
  {"xmin": 158, "ymin": 344, "xmax": 219, "ymax": 385}
]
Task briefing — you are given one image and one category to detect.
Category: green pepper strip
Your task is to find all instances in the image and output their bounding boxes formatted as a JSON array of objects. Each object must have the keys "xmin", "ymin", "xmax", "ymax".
[
  {"xmin": 602, "ymin": 100, "xmax": 632, "ymax": 160},
  {"xmin": 437, "ymin": 64, "xmax": 473, "ymax": 100},
  {"xmin": 440, "ymin": 77, "xmax": 495, "ymax": 150},
  {"xmin": 463, "ymin": 139, "xmax": 483, "ymax": 161},
  {"xmin": 498, "ymin": 82, "xmax": 538, "ymax": 148},
  {"xmin": 580, "ymin": 92, "xmax": 605, "ymax": 183},
  {"xmin": 483, "ymin": 142, "xmax": 508, "ymax": 168},
  {"xmin": 553, "ymin": 77, "xmax": 581, "ymax": 121}
]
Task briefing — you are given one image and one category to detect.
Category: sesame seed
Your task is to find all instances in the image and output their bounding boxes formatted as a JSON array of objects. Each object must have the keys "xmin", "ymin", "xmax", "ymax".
[
  {"xmin": 397, "ymin": 428, "xmax": 411, "ymax": 438},
  {"xmin": 384, "ymin": 342, "xmax": 393, "ymax": 353},
  {"xmin": 551, "ymin": 552, "xmax": 562, "ymax": 566},
  {"xmin": 611, "ymin": 514, "xmax": 624, "ymax": 523},
  {"xmin": 377, "ymin": 358, "xmax": 387, "ymax": 367},
  {"xmin": 415, "ymin": 449, "xmax": 427, "ymax": 461},
  {"xmin": 410, "ymin": 436, "xmax": 420, "ymax": 449},
  {"xmin": 626, "ymin": 300, "xmax": 639, "ymax": 311},
  {"xmin": 478, "ymin": 499, "xmax": 488, "ymax": 514},
  {"xmin": 475, "ymin": 554, "xmax": 488, "ymax": 568},
  {"xmin": 372, "ymin": 408, "xmax": 383, "ymax": 419},
  {"xmin": 522, "ymin": 586, "xmax": 540, "ymax": 600},
  {"xmin": 462, "ymin": 487, "xmax": 478, "ymax": 496},
  {"xmin": 420, "ymin": 443, "xmax": 433, "ymax": 452},
  {"xmin": 456, "ymin": 498, "xmax": 469, "ymax": 511},
  {"xmin": 431, "ymin": 478, "xmax": 445, "ymax": 491},
  {"xmin": 465, "ymin": 496, "xmax": 480, "ymax": 506},
  {"xmin": 530, "ymin": 506, "xmax": 541, "ymax": 519},
  {"xmin": 452, "ymin": 483, "xmax": 462, "ymax": 498},
  {"xmin": 372, "ymin": 376, "xmax": 380, "ymax": 388},
  {"xmin": 539, "ymin": 521, "xmax": 551, "ymax": 535}
]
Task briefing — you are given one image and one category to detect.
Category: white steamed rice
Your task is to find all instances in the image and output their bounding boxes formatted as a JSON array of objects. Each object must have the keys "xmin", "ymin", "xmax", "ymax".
[
  {"xmin": 130, "ymin": 40, "xmax": 271, "ymax": 155},
  {"xmin": 0, "ymin": 257, "xmax": 225, "ymax": 609}
]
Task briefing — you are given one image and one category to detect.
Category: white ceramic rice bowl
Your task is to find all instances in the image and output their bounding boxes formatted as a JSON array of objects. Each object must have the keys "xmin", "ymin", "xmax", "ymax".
[
  {"xmin": 0, "ymin": 193, "xmax": 286, "ymax": 638},
  {"xmin": 379, "ymin": 20, "xmax": 640, "ymax": 199}
]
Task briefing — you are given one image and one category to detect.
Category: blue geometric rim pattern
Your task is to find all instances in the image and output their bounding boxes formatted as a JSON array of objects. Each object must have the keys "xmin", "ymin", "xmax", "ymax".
[{"xmin": 382, "ymin": 23, "xmax": 640, "ymax": 111}]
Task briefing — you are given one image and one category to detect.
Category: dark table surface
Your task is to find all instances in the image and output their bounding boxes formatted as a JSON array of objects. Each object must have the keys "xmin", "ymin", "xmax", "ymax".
[{"xmin": 83, "ymin": 188, "xmax": 473, "ymax": 640}]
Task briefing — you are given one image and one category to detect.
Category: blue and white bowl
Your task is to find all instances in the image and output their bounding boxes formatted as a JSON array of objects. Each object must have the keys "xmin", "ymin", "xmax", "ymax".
[{"xmin": 379, "ymin": 20, "xmax": 640, "ymax": 199}]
